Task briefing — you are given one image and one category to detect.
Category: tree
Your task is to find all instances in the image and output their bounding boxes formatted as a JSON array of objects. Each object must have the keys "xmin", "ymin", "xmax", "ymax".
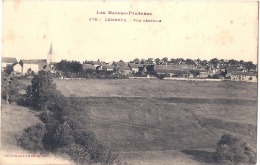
[
  {"xmin": 133, "ymin": 58, "xmax": 140, "ymax": 64},
  {"xmin": 170, "ymin": 58, "xmax": 177, "ymax": 64},
  {"xmin": 140, "ymin": 59, "xmax": 145, "ymax": 64},
  {"xmin": 244, "ymin": 61, "xmax": 256, "ymax": 71},
  {"xmin": 195, "ymin": 58, "xmax": 201, "ymax": 65},
  {"xmin": 26, "ymin": 71, "xmax": 62, "ymax": 108},
  {"xmin": 146, "ymin": 58, "xmax": 153, "ymax": 64},
  {"xmin": 162, "ymin": 57, "xmax": 168, "ymax": 64},
  {"xmin": 155, "ymin": 58, "xmax": 160, "ymax": 65},
  {"xmin": 190, "ymin": 70, "xmax": 200, "ymax": 77},
  {"xmin": 5, "ymin": 64, "xmax": 14, "ymax": 75},
  {"xmin": 185, "ymin": 59, "xmax": 194, "ymax": 65},
  {"xmin": 1, "ymin": 75, "xmax": 19, "ymax": 104},
  {"xmin": 228, "ymin": 59, "xmax": 240, "ymax": 65},
  {"xmin": 176, "ymin": 58, "xmax": 185, "ymax": 64},
  {"xmin": 219, "ymin": 59, "xmax": 225, "ymax": 64},
  {"xmin": 201, "ymin": 60, "xmax": 208, "ymax": 66},
  {"xmin": 209, "ymin": 58, "xmax": 220, "ymax": 67},
  {"xmin": 55, "ymin": 60, "xmax": 83, "ymax": 73},
  {"xmin": 214, "ymin": 134, "xmax": 256, "ymax": 164}
]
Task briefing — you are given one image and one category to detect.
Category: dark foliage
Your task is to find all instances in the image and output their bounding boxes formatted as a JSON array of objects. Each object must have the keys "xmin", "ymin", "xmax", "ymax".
[
  {"xmin": 1, "ymin": 74, "xmax": 20, "ymax": 104},
  {"xmin": 5, "ymin": 64, "xmax": 14, "ymax": 75},
  {"xmin": 156, "ymin": 73, "xmax": 167, "ymax": 80},
  {"xmin": 18, "ymin": 71, "xmax": 119, "ymax": 164},
  {"xmin": 18, "ymin": 124, "xmax": 47, "ymax": 152},
  {"xmin": 214, "ymin": 134, "xmax": 256, "ymax": 164},
  {"xmin": 25, "ymin": 71, "xmax": 63, "ymax": 109},
  {"xmin": 55, "ymin": 60, "xmax": 83, "ymax": 73},
  {"xmin": 190, "ymin": 70, "xmax": 200, "ymax": 77}
]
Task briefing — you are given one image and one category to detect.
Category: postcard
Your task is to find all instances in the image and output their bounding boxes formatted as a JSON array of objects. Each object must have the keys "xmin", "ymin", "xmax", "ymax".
[{"xmin": 1, "ymin": 1, "xmax": 258, "ymax": 165}]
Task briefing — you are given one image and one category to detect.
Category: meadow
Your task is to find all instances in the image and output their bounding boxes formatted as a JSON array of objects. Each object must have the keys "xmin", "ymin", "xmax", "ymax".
[
  {"xmin": 56, "ymin": 79, "xmax": 257, "ymax": 164},
  {"xmin": 10, "ymin": 78, "xmax": 258, "ymax": 164}
]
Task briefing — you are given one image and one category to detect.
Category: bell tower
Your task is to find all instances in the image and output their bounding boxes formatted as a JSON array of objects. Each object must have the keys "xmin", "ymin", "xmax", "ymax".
[{"xmin": 47, "ymin": 43, "xmax": 53, "ymax": 64}]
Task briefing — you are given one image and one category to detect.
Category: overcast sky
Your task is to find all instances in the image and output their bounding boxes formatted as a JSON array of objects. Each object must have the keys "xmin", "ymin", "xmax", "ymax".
[{"xmin": 2, "ymin": 1, "xmax": 258, "ymax": 63}]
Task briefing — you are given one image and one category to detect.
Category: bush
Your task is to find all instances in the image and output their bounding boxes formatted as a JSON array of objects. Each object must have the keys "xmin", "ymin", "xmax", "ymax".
[
  {"xmin": 1, "ymin": 75, "xmax": 20, "ymax": 104},
  {"xmin": 214, "ymin": 134, "xmax": 256, "ymax": 164},
  {"xmin": 5, "ymin": 64, "xmax": 14, "ymax": 76},
  {"xmin": 18, "ymin": 124, "xmax": 47, "ymax": 152}
]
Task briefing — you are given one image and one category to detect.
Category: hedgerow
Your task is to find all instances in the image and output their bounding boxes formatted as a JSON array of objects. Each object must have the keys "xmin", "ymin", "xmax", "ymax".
[{"xmin": 17, "ymin": 71, "xmax": 120, "ymax": 164}]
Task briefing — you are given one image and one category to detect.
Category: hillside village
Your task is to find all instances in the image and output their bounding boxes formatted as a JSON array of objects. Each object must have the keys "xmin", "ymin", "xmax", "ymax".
[{"xmin": 2, "ymin": 44, "xmax": 258, "ymax": 82}]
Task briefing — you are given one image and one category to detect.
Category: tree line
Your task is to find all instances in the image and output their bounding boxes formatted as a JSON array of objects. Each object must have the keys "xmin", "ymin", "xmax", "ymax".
[{"xmin": 129, "ymin": 57, "xmax": 256, "ymax": 69}]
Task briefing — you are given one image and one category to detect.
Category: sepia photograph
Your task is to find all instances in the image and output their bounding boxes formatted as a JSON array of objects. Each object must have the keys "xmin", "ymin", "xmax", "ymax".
[{"xmin": 1, "ymin": 1, "xmax": 258, "ymax": 165}]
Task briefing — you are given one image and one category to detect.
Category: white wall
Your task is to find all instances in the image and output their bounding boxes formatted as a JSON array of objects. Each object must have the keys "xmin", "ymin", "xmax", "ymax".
[
  {"xmin": 2, "ymin": 62, "xmax": 13, "ymax": 68},
  {"xmin": 13, "ymin": 64, "xmax": 22, "ymax": 73},
  {"xmin": 23, "ymin": 64, "xmax": 40, "ymax": 74}
]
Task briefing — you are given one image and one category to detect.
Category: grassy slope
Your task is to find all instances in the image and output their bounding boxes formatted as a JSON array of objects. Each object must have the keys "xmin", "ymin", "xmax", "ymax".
[
  {"xmin": 14, "ymin": 79, "xmax": 258, "ymax": 164},
  {"xmin": 1, "ymin": 103, "xmax": 42, "ymax": 150},
  {"xmin": 81, "ymin": 97, "xmax": 256, "ymax": 151}
]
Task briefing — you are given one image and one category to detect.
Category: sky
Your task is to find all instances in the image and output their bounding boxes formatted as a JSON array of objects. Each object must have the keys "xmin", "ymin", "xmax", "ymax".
[{"xmin": 2, "ymin": 0, "xmax": 258, "ymax": 63}]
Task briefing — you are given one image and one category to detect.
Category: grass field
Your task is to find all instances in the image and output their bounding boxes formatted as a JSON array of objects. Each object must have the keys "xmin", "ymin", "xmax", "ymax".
[
  {"xmin": 53, "ymin": 79, "xmax": 257, "ymax": 99},
  {"xmin": 8, "ymin": 79, "xmax": 258, "ymax": 164}
]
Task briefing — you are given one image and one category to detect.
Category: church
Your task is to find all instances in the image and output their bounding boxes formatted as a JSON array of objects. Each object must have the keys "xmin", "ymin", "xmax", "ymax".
[{"xmin": 14, "ymin": 43, "xmax": 57, "ymax": 75}]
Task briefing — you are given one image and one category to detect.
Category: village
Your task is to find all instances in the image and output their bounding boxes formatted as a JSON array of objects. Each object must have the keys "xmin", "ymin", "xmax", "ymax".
[{"xmin": 1, "ymin": 44, "xmax": 258, "ymax": 82}]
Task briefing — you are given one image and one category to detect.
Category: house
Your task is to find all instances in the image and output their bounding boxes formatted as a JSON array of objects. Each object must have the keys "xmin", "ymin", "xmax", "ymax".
[
  {"xmin": 13, "ymin": 63, "xmax": 23, "ymax": 73},
  {"xmin": 20, "ymin": 59, "xmax": 48, "ymax": 75},
  {"xmin": 113, "ymin": 62, "xmax": 132, "ymax": 75},
  {"xmin": 154, "ymin": 65, "xmax": 193, "ymax": 77},
  {"xmin": 102, "ymin": 64, "xmax": 114, "ymax": 72},
  {"xmin": 198, "ymin": 72, "xmax": 209, "ymax": 78},
  {"xmin": 2, "ymin": 57, "xmax": 18, "ymax": 70},
  {"xmin": 154, "ymin": 65, "xmax": 175, "ymax": 76},
  {"xmin": 93, "ymin": 61, "xmax": 106, "ymax": 71},
  {"xmin": 230, "ymin": 71, "xmax": 257, "ymax": 81},
  {"xmin": 225, "ymin": 66, "xmax": 241, "ymax": 77},
  {"xmin": 212, "ymin": 65, "xmax": 226, "ymax": 74},
  {"xmin": 82, "ymin": 64, "xmax": 97, "ymax": 72},
  {"xmin": 128, "ymin": 63, "xmax": 143, "ymax": 73}
]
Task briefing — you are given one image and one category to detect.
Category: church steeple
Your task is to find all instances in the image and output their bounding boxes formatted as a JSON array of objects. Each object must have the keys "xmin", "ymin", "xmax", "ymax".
[
  {"xmin": 48, "ymin": 42, "xmax": 53, "ymax": 54},
  {"xmin": 47, "ymin": 43, "xmax": 53, "ymax": 64}
]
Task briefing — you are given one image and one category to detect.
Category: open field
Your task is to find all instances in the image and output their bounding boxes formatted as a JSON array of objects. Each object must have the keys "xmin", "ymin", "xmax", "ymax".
[
  {"xmin": 54, "ymin": 79, "xmax": 257, "ymax": 164},
  {"xmin": 7, "ymin": 79, "xmax": 258, "ymax": 164},
  {"xmin": 18, "ymin": 78, "xmax": 257, "ymax": 99},
  {"xmin": 54, "ymin": 79, "xmax": 257, "ymax": 99},
  {"xmin": 80, "ymin": 97, "xmax": 257, "ymax": 151}
]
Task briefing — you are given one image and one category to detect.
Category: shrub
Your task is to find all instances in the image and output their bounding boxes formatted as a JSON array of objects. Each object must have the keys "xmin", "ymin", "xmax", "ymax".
[
  {"xmin": 18, "ymin": 124, "xmax": 46, "ymax": 152},
  {"xmin": 214, "ymin": 134, "xmax": 256, "ymax": 164},
  {"xmin": 1, "ymin": 75, "xmax": 20, "ymax": 104},
  {"xmin": 5, "ymin": 64, "xmax": 14, "ymax": 76},
  {"xmin": 56, "ymin": 143, "xmax": 91, "ymax": 164}
]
